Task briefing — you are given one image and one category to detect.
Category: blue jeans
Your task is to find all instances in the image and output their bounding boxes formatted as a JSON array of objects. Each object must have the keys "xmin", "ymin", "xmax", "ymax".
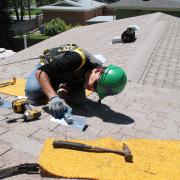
[{"xmin": 25, "ymin": 64, "xmax": 47, "ymax": 105}]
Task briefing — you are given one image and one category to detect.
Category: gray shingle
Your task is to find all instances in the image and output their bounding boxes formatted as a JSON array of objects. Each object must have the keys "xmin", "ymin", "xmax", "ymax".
[
  {"xmin": 109, "ymin": 0, "xmax": 180, "ymax": 10},
  {"xmin": 0, "ymin": 13, "xmax": 180, "ymax": 179}
]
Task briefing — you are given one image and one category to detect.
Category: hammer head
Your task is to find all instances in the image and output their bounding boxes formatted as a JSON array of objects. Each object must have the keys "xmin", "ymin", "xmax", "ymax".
[{"xmin": 122, "ymin": 143, "xmax": 133, "ymax": 163}]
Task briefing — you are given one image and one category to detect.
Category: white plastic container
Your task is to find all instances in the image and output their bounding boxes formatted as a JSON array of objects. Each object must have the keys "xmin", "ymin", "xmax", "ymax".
[{"xmin": 112, "ymin": 36, "xmax": 122, "ymax": 44}]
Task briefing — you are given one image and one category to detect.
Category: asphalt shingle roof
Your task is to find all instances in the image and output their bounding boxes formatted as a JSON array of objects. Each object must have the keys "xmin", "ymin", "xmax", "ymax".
[
  {"xmin": 39, "ymin": 0, "xmax": 106, "ymax": 12},
  {"xmin": 0, "ymin": 12, "xmax": 180, "ymax": 179},
  {"xmin": 108, "ymin": 0, "xmax": 180, "ymax": 10}
]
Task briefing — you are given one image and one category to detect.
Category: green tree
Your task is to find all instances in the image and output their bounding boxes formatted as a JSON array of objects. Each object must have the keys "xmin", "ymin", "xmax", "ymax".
[
  {"xmin": 11, "ymin": 0, "xmax": 28, "ymax": 21},
  {"xmin": 19, "ymin": 0, "xmax": 24, "ymax": 21},
  {"xmin": 0, "ymin": 0, "xmax": 13, "ymax": 48},
  {"xmin": 36, "ymin": 0, "xmax": 43, "ymax": 6},
  {"xmin": 27, "ymin": 0, "xmax": 31, "ymax": 20},
  {"xmin": 36, "ymin": 0, "xmax": 58, "ymax": 7},
  {"xmin": 12, "ymin": 0, "xmax": 19, "ymax": 21}
]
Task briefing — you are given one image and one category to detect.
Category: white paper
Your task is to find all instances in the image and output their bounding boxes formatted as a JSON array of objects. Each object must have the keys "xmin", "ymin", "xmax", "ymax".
[{"xmin": 50, "ymin": 117, "xmax": 69, "ymax": 126}]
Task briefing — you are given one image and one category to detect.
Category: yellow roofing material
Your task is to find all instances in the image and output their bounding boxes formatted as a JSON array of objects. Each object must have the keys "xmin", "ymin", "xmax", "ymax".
[
  {"xmin": 0, "ymin": 78, "xmax": 92, "ymax": 97},
  {"xmin": 0, "ymin": 78, "xmax": 26, "ymax": 96},
  {"xmin": 38, "ymin": 137, "xmax": 180, "ymax": 180}
]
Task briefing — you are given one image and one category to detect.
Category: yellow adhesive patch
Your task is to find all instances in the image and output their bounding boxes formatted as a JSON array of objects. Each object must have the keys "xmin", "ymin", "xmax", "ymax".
[
  {"xmin": 0, "ymin": 78, "xmax": 92, "ymax": 97},
  {"xmin": 38, "ymin": 138, "xmax": 180, "ymax": 180},
  {"xmin": 0, "ymin": 78, "xmax": 26, "ymax": 96}
]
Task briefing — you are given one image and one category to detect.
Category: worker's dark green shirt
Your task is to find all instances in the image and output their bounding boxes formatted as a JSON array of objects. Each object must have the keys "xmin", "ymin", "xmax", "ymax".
[{"xmin": 38, "ymin": 51, "xmax": 97, "ymax": 90}]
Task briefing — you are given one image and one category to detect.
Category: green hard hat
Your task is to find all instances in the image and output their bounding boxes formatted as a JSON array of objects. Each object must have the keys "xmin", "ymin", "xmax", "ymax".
[{"xmin": 96, "ymin": 65, "xmax": 127, "ymax": 100}]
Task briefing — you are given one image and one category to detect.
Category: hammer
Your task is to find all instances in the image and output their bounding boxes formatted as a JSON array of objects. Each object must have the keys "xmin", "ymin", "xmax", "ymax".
[{"xmin": 52, "ymin": 140, "xmax": 133, "ymax": 163}]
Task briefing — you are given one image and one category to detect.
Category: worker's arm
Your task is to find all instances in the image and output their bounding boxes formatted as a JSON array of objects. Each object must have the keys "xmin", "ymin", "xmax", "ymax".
[
  {"xmin": 36, "ymin": 52, "xmax": 81, "ymax": 99},
  {"xmin": 35, "ymin": 70, "xmax": 57, "ymax": 100},
  {"xmin": 35, "ymin": 69, "xmax": 72, "ymax": 118}
]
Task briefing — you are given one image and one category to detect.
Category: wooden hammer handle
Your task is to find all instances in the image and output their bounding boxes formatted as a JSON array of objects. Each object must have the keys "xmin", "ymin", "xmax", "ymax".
[
  {"xmin": 53, "ymin": 140, "xmax": 93, "ymax": 150},
  {"xmin": 53, "ymin": 140, "xmax": 133, "ymax": 163}
]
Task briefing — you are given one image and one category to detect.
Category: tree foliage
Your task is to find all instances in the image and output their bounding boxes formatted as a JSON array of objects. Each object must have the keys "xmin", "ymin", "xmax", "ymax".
[
  {"xmin": 0, "ymin": 0, "xmax": 13, "ymax": 48},
  {"xmin": 10, "ymin": 0, "xmax": 58, "ymax": 20},
  {"xmin": 44, "ymin": 18, "xmax": 72, "ymax": 36},
  {"xmin": 12, "ymin": 0, "xmax": 19, "ymax": 21},
  {"xmin": 36, "ymin": 0, "xmax": 57, "ymax": 7},
  {"xmin": 11, "ymin": 0, "xmax": 30, "ymax": 21}
]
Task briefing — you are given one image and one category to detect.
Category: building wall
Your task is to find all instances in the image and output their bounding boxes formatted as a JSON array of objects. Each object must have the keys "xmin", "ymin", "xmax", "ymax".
[
  {"xmin": 43, "ymin": 8, "xmax": 103, "ymax": 25},
  {"xmin": 115, "ymin": 9, "xmax": 180, "ymax": 19},
  {"xmin": 102, "ymin": 7, "xmax": 114, "ymax": 16}
]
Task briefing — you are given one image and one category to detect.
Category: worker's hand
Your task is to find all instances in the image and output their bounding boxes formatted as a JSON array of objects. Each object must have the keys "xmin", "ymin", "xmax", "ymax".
[
  {"xmin": 63, "ymin": 101, "xmax": 72, "ymax": 114},
  {"xmin": 48, "ymin": 96, "xmax": 72, "ymax": 118},
  {"xmin": 49, "ymin": 96, "xmax": 64, "ymax": 118}
]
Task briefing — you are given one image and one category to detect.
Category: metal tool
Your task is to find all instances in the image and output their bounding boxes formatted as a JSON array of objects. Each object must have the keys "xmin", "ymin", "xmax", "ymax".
[
  {"xmin": 0, "ymin": 77, "xmax": 16, "ymax": 88},
  {"xmin": 64, "ymin": 113, "xmax": 73, "ymax": 125},
  {"xmin": 53, "ymin": 140, "xmax": 133, "ymax": 163},
  {"xmin": 7, "ymin": 98, "xmax": 41, "ymax": 123},
  {"xmin": 6, "ymin": 109, "xmax": 41, "ymax": 123},
  {"xmin": 0, "ymin": 163, "xmax": 40, "ymax": 179},
  {"xmin": 12, "ymin": 98, "xmax": 30, "ymax": 113}
]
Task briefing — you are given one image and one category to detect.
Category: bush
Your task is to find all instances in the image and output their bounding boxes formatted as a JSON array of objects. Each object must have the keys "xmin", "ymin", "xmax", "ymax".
[{"xmin": 44, "ymin": 18, "xmax": 71, "ymax": 36}]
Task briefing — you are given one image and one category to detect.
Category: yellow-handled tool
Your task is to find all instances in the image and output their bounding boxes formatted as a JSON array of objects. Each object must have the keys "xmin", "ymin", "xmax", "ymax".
[
  {"xmin": 6, "ymin": 109, "xmax": 41, "ymax": 123},
  {"xmin": 12, "ymin": 98, "xmax": 29, "ymax": 113}
]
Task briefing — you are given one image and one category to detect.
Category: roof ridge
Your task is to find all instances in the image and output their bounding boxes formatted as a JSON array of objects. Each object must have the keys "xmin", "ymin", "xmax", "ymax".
[{"xmin": 126, "ymin": 20, "xmax": 167, "ymax": 83}]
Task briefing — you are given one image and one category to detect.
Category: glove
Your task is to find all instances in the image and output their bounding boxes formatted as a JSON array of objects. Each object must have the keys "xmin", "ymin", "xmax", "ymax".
[
  {"xmin": 64, "ymin": 103, "xmax": 72, "ymax": 114},
  {"xmin": 49, "ymin": 96, "xmax": 72, "ymax": 118}
]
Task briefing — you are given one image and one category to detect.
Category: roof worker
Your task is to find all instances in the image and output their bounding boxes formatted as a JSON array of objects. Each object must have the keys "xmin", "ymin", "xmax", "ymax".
[{"xmin": 25, "ymin": 44, "xmax": 127, "ymax": 118}]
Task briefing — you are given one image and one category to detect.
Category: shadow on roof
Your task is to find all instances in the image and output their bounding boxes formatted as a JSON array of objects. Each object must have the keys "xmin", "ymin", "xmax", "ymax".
[{"xmin": 72, "ymin": 99, "xmax": 134, "ymax": 125}]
